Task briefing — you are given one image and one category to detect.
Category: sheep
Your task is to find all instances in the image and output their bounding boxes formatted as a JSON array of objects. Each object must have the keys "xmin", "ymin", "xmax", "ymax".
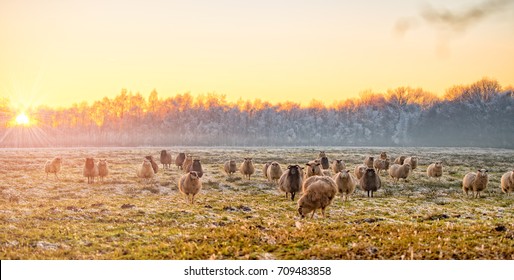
[
  {"xmin": 267, "ymin": 162, "xmax": 283, "ymax": 183},
  {"xmin": 360, "ymin": 168, "xmax": 381, "ymax": 198},
  {"xmin": 501, "ymin": 170, "xmax": 514, "ymax": 196},
  {"xmin": 373, "ymin": 158, "xmax": 390, "ymax": 174},
  {"xmin": 97, "ymin": 159, "xmax": 109, "ymax": 182},
  {"xmin": 262, "ymin": 162, "xmax": 272, "ymax": 179},
  {"xmin": 45, "ymin": 157, "xmax": 62, "ymax": 180},
  {"xmin": 188, "ymin": 159, "xmax": 204, "ymax": 178},
  {"xmin": 83, "ymin": 157, "xmax": 98, "ymax": 184},
  {"xmin": 223, "ymin": 160, "xmax": 237, "ymax": 175},
  {"xmin": 331, "ymin": 159, "xmax": 345, "ymax": 174},
  {"xmin": 160, "ymin": 150, "xmax": 172, "ymax": 169},
  {"xmin": 318, "ymin": 151, "xmax": 326, "ymax": 158},
  {"xmin": 175, "ymin": 152, "xmax": 186, "ymax": 169},
  {"xmin": 388, "ymin": 163, "xmax": 411, "ymax": 182},
  {"xmin": 144, "ymin": 155, "xmax": 159, "ymax": 174},
  {"xmin": 332, "ymin": 169, "xmax": 356, "ymax": 201},
  {"xmin": 427, "ymin": 161, "xmax": 443, "ymax": 179},
  {"xmin": 322, "ymin": 169, "xmax": 332, "ymax": 177},
  {"xmin": 394, "ymin": 155, "xmax": 406, "ymax": 165},
  {"xmin": 462, "ymin": 169, "xmax": 489, "ymax": 198},
  {"xmin": 136, "ymin": 159, "xmax": 155, "ymax": 181},
  {"xmin": 380, "ymin": 152, "xmax": 387, "ymax": 160},
  {"xmin": 354, "ymin": 165, "xmax": 367, "ymax": 180},
  {"xmin": 364, "ymin": 156, "xmax": 374, "ymax": 169},
  {"xmin": 297, "ymin": 175, "xmax": 337, "ymax": 218},
  {"xmin": 319, "ymin": 154, "xmax": 329, "ymax": 169},
  {"xmin": 404, "ymin": 156, "xmax": 418, "ymax": 170},
  {"xmin": 178, "ymin": 171, "xmax": 202, "ymax": 204},
  {"xmin": 182, "ymin": 155, "xmax": 193, "ymax": 173},
  {"xmin": 278, "ymin": 164, "xmax": 303, "ymax": 201},
  {"xmin": 240, "ymin": 158, "xmax": 255, "ymax": 180},
  {"xmin": 304, "ymin": 161, "xmax": 322, "ymax": 179}
]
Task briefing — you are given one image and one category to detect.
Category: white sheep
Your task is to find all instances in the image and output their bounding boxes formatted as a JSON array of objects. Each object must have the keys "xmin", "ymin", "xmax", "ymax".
[
  {"xmin": 262, "ymin": 162, "xmax": 272, "ymax": 179},
  {"xmin": 332, "ymin": 169, "xmax": 357, "ymax": 201},
  {"xmin": 297, "ymin": 176, "xmax": 337, "ymax": 218},
  {"xmin": 331, "ymin": 159, "xmax": 345, "ymax": 174},
  {"xmin": 354, "ymin": 164, "xmax": 367, "ymax": 180},
  {"xmin": 364, "ymin": 156, "xmax": 374, "ymax": 169},
  {"xmin": 373, "ymin": 158, "xmax": 390, "ymax": 174},
  {"xmin": 427, "ymin": 161, "xmax": 443, "ymax": 179},
  {"xmin": 45, "ymin": 157, "xmax": 62, "ymax": 180},
  {"xmin": 137, "ymin": 159, "xmax": 155, "ymax": 181},
  {"xmin": 267, "ymin": 162, "xmax": 283, "ymax": 183},
  {"xmin": 240, "ymin": 158, "xmax": 255, "ymax": 180},
  {"xmin": 224, "ymin": 160, "xmax": 237, "ymax": 175},
  {"xmin": 97, "ymin": 159, "xmax": 109, "ymax": 182},
  {"xmin": 304, "ymin": 161, "xmax": 322, "ymax": 179},
  {"xmin": 388, "ymin": 163, "xmax": 411, "ymax": 182},
  {"xmin": 501, "ymin": 170, "xmax": 514, "ymax": 196},
  {"xmin": 178, "ymin": 171, "xmax": 202, "ymax": 204},
  {"xmin": 404, "ymin": 156, "xmax": 418, "ymax": 170},
  {"xmin": 462, "ymin": 169, "xmax": 489, "ymax": 198}
]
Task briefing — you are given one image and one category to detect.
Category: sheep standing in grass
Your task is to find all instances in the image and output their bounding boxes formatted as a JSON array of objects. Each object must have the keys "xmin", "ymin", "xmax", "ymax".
[
  {"xmin": 380, "ymin": 152, "xmax": 387, "ymax": 160},
  {"xmin": 83, "ymin": 158, "xmax": 98, "ymax": 184},
  {"xmin": 305, "ymin": 161, "xmax": 322, "ymax": 179},
  {"xmin": 388, "ymin": 163, "xmax": 411, "ymax": 182},
  {"xmin": 373, "ymin": 158, "xmax": 390, "ymax": 175},
  {"xmin": 354, "ymin": 165, "xmax": 367, "ymax": 180},
  {"xmin": 364, "ymin": 156, "xmax": 374, "ymax": 169},
  {"xmin": 318, "ymin": 151, "xmax": 329, "ymax": 169},
  {"xmin": 183, "ymin": 155, "xmax": 193, "ymax": 173},
  {"xmin": 360, "ymin": 168, "xmax": 381, "ymax": 198},
  {"xmin": 97, "ymin": 159, "xmax": 109, "ymax": 182},
  {"xmin": 160, "ymin": 150, "xmax": 172, "ymax": 169},
  {"xmin": 332, "ymin": 169, "xmax": 356, "ymax": 201},
  {"xmin": 331, "ymin": 159, "xmax": 345, "ymax": 174},
  {"xmin": 267, "ymin": 162, "xmax": 283, "ymax": 183},
  {"xmin": 427, "ymin": 161, "xmax": 443, "ymax": 179},
  {"xmin": 240, "ymin": 158, "xmax": 255, "ymax": 180},
  {"xmin": 188, "ymin": 159, "xmax": 204, "ymax": 178},
  {"xmin": 501, "ymin": 170, "xmax": 514, "ymax": 196},
  {"xmin": 145, "ymin": 155, "xmax": 159, "ymax": 174},
  {"xmin": 178, "ymin": 171, "xmax": 202, "ymax": 204},
  {"xmin": 45, "ymin": 157, "xmax": 62, "ymax": 180},
  {"xmin": 137, "ymin": 159, "xmax": 155, "ymax": 181},
  {"xmin": 278, "ymin": 164, "xmax": 303, "ymax": 201},
  {"xmin": 394, "ymin": 155, "xmax": 406, "ymax": 165},
  {"xmin": 298, "ymin": 176, "xmax": 337, "ymax": 218},
  {"xmin": 224, "ymin": 160, "xmax": 237, "ymax": 176},
  {"xmin": 404, "ymin": 156, "xmax": 418, "ymax": 170},
  {"xmin": 462, "ymin": 169, "xmax": 489, "ymax": 198},
  {"xmin": 262, "ymin": 162, "xmax": 272, "ymax": 179},
  {"xmin": 175, "ymin": 153, "xmax": 186, "ymax": 169}
]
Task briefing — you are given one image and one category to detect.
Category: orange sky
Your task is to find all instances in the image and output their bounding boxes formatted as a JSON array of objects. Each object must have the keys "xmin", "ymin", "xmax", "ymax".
[{"xmin": 1, "ymin": 0, "xmax": 513, "ymax": 110}]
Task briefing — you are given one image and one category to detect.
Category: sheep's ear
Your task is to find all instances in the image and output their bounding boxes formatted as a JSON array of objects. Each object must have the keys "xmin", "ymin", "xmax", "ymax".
[
  {"xmin": 316, "ymin": 163, "xmax": 320, "ymax": 166},
  {"xmin": 287, "ymin": 165, "xmax": 292, "ymax": 169},
  {"xmin": 306, "ymin": 163, "xmax": 311, "ymax": 166},
  {"xmin": 346, "ymin": 169, "xmax": 350, "ymax": 173}
]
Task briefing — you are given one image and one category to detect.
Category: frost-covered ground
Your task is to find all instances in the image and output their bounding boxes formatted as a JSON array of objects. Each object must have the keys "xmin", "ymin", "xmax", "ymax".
[{"xmin": 0, "ymin": 147, "xmax": 513, "ymax": 259}]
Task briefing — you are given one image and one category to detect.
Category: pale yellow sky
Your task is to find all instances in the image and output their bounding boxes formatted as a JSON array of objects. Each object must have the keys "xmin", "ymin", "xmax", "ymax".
[{"xmin": 1, "ymin": 0, "xmax": 513, "ymax": 109}]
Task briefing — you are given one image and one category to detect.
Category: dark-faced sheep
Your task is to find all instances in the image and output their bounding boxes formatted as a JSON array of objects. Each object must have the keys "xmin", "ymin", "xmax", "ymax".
[
  {"xmin": 463, "ymin": 169, "xmax": 489, "ymax": 198},
  {"xmin": 160, "ymin": 150, "xmax": 172, "ymax": 169},
  {"xmin": 267, "ymin": 162, "xmax": 283, "ymax": 183},
  {"xmin": 364, "ymin": 156, "xmax": 374, "ymax": 169},
  {"xmin": 388, "ymin": 163, "xmax": 411, "ymax": 182},
  {"xmin": 278, "ymin": 164, "xmax": 303, "ymax": 201},
  {"xmin": 360, "ymin": 168, "xmax": 381, "ymax": 198},
  {"xmin": 373, "ymin": 158, "xmax": 390, "ymax": 174},
  {"xmin": 182, "ymin": 155, "xmax": 193, "ymax": 173},
  {"xmin": 501, "ymin": 170, "xmax": 514, "ymax": 196},
  {"xmin": 394, "ymin": 155, "xmax": 406, "ymax": 165},
  {"xmin": 331, "ymin": 159, "xmax": 345, "ymax": 174},
  {"xmin": 224, "ymin": 160, "xmax": 237, "ymax": 176},
  {"xmin": 145, "ymin": 155, "xmax": 159, "ymax": 174},
  {"xmin": 427, "ymin": 161, "xmax": 443, "ymax": 179},
  {"xmin": 305, "ymin": 161, "xmax": 322, "ymax": 179},
  {"xmin": 178, "ymin": 171, "xmax": 202, "ymax": 204},
  {"xmin": 97, "ymin": 159, "xmax": 109, "ymax": 182},
  {"xmin": 83, "ymin": 157, "xmax": 98, "ymax": 184},
  {"xmin": 298, "ymin": 176, "xmax": 337, "ymax": 218},
  {"xmin": 332, "ymin": 169, "xmax": 356, "ymax": 201},
  {"xmin": 319, "ymin": 151, "xmax": 326, "ymax": 158},
  {"xmin": 240, "ymin": 158, "xmax": 255, "ymax": 180},
  {"xmin": 262, "ymin": 162, "xmax": 272, "ymax": 179},
  {"xmin": 404, "ymin": 156, "xmax": 418, "ymax": 170},
  {"xmin": 175, "ymin": 153, "xmax": 186, "ymax": 169},
  {"xmin": 45, "ymin": 157, "xmax": 62, "ymax": 180},
  {"xmin": 137, "ymin": 159, "xmax": 155, "ymax": 181},
  {"xmin": 189, "ymin": 159, "xmax": 204, "ymax": 178},
  {"xmin": 380, "ymin": 152, "xmax": 387, "ymax": 160},
  {"xmin": 354, "ymin": 165, "xmax": 367, "ymax": 180}
]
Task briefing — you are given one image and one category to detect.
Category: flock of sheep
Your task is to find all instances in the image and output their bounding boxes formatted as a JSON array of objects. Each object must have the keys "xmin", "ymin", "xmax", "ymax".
[{"xmin": 43, "ymin": 150, "xmax": 514, "ymax": 219}]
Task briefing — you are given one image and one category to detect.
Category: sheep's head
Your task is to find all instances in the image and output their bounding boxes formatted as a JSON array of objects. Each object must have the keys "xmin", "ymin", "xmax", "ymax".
[
  {"xmin": 368, "ymin": 156, "xmax": 374, "ymax": 161},
  {"xmin": 229, "ymin": 160, "xmax": 236, "ymax": 165},
  {"xmin": 435, "ymin": 161, "xmax": 443, "ymax": 168},
  {"xmin": 178, "ymin": 153, "xmax": 186, "ymax": 157},
  {"xmin": 319, "ymin": 151, "xmax": 326, "ymax": 157},
  {"xmin": 380, "ymin": 152, "xmax": 387, "ymax": 158},
  {"xmin": 271, "ymin": 162, "xmax": 279, "ymax": 168},
  {"xmin": 98, "ymin": 159, "xmax": 107, "ymax": 167},
  {"xmin": 193, "ymin": 159, "xmax": 201, "ymax": 163},
  {"xmin": 365, "ymin": 168, "xmax": 376, "ymax": 177},
  {"xmin": 142, "ymin": 159, "xmax": 152, "ymax": 167},
  {"xmin": 54, "ymin": 157, "xmax": 62, "ymax": 164},
  {"xmin": 160, "ymin": 150, "xmax": 167, "ymax": 156},
  {"xmin": 189, "ymin": 171, "xmax": 199, "ymax": 180},
  {"xmin": 339, "ymin": 169, "xmax": 350, "ymax": 179},
  {"xmin": 335, "ymin": 159, "xmax": 342, "ymax": 164},
  {"xmin": 145, "ymin": 155, "xmax": 154, "ymax": 161},
  {"xmin": 477, "ymin": 169, "xmax": 488, "ymax": 178},
  {"xmin": 85, "ymin": 158, "xmax": 95, "ymax": 168},
  {"xmin": 403, "ymin": 163, "xmax": 412, "ymax": 170},
  {"xmin": 288, "ymin": 165, "xmax": 300, "ymax": 175},
  {"xmin": 297, "ymin": 204, "xmax": 310, "ymax": 218}
]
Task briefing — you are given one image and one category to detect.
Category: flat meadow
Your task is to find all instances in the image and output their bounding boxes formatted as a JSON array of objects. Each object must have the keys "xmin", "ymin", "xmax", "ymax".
[{"xmin": 0, "ymin": 147, "xmax": 513, "ymax": 260}]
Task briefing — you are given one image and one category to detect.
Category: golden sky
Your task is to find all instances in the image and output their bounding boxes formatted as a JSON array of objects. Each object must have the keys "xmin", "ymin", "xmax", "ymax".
[{"xmin": 1, "ymin": 0, "xmax": 513, "ymax": 109}]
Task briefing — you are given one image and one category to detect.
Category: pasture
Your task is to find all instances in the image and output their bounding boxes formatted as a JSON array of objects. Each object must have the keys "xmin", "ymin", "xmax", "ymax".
[{"xmin": 0, "ymin": 147, "xmax": 513, "ymax": 259}]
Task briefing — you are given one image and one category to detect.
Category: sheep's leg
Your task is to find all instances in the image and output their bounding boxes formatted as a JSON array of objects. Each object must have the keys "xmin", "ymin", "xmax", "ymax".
[
  {"xmin": 310, "ymin": 211, "xmax": 315, "ymax": 219},
  {"xmin": 191, "ymin": 195, "xmax": 195, "ymax": 204},
  {"xmin": 371, "ymin": 191, "xmax": 374, "ymax": 198},
  {"xmin": 291, "ymin": 192, "xmax": 295, "ymax": 201},
  {"xmin": 321, "ymin": 208, "xmax": 326, "ymax": 218},
  {"xmin": 367, "ymin": 191, "xmax": 370, "ymax": 197}
]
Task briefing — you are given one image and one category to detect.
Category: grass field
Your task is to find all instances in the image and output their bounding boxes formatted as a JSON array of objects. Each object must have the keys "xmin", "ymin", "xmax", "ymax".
[{"xmin": 0, "ymin": 147, "xmax": 513, "ymax": 260}]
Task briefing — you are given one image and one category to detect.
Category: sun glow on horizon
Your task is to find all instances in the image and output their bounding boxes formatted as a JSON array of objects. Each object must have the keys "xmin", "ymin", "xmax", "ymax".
[{"xmin": 15, "ymin": 112, "xmax": 31, "ymax": 126}]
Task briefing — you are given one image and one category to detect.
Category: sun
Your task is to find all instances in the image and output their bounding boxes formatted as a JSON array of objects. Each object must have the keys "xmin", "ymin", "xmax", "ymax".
[{"xmin": 15, "ymin": 113, "xmax": 30, "ymax": 126}]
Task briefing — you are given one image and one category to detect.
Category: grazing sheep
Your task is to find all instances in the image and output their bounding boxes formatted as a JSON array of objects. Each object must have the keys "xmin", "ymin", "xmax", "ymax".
[
  {"xmin": 380, "ymin": 152, "xmax": 387, "ymax": 160},
  {"xmin": 137, "ymin": 159, "xmax": 155, "ymax": 181},
  {"xmin": 331, "ymin": 159, "xmax": 345, "ymax": 174},
  {"xmin": 223, "ymin": 160, "xmax": 237, "ymax": 175},
  {"xmin": 373, "ymin": 158, "xmax": 390, "ymax": 174},
  {"xmin": 332, "ymin": 170, "xmax": 356, "ymax": 201},
  {"xmin": 240, "ymin": 158, "xmax": 255, "ymax": 180},
  {"xmin": 305, "ymin": 161, "xmax": 322, "ymax": 179},
  {"xmin": 388, "ymin": 163, "xmax": 411, "ymax": 182},
  {"xmin": 394, "ymin": 155, "xmax": 406, "ymax": 165},
  {"xmin": 427, "ymin": 161, "xmax": 443, "ymax": 179},
  {"xmin": 145, "ymin": 155, "xmax": 159, "ymax": 174},
  {"xmin": 45, "ymin": 157, "xmax": 62, "ymax": 179},
  {"xmin": 462, "ymin": 169, "xmax": 489, "ymax": 198},
  {"xmin": 182, "ymin": 155, "xmax": 193, "ymax": 173},
  {"xmin": 501, "ymin": 170, "xmax": 514, "ymax": 196},
  {"xmin": 354, "ymin": 165, "xmax": 367, "ymax": 180},
  {"xmin": 404, "ymin": 156, "xmax": 418, "ymax": 170},
  {"xmin": 360, "ymin": 168, "xmax": 381, "ymax": 198},
  {"xmin": 175, "ymin": 152, "xmax": 186, "ymax": 169},
  {"xmin": 262, "ymin": 162, "xmax": 272, "ymax": 179},
  {"xmin": 97, "ymin": 159, "xmax": 109, "ymax": 182},
  {"xmin": 364, "ymin": 156, "xmax": 374, "ymax": 169},
  {"xmin": 160, "ymin": 150, "xmax": 172, "ymax": 169},
  {"xmin": 188, "ymin": 159, "xmax": 204, "ymax": 178},
  {"xmin": 267, "ymin": 162, "xmax": 283, "ymax": 182},
  {"xmin": 297, "ymin": 176, "xmax": 337, "ymax": 218},
  {"xmin": 178, "ymin": 171, "xmax": 202, "ymax": 204},
  {"xmin": 83, "ymin": 157, "xmax": 98, "ymax": 184},
  {"xmin": 278, "ymin": 164, "xmax": 303, "ymax": 201}
]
